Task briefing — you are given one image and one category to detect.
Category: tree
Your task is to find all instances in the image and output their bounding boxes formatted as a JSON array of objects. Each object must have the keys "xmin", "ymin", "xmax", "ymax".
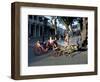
[
  {"xmin": 51, "ymin": 16, "xmax": 57, "ymax": 39},
  {"xmin": 60, "ymin": 17, "xmax": 73, "ymax": 33},
  {"xmin": 81, "ymin": 18, "xmax": 88, "ymax": 47}
]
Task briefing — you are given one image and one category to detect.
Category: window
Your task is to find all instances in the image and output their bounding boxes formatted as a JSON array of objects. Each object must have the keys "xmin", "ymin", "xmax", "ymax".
[{"xmin": 34, "ymin": 16, "xmax": 37, "ymax": 20}]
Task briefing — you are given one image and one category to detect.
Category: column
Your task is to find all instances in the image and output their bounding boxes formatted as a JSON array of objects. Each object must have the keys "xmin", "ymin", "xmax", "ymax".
[
  {"xmin": 38, "ymin": 25, "xmax": 40, "ymax": 37},
  {"xmin": 34, "ymin": 24, "xmax": 36, "ymax": 37}
]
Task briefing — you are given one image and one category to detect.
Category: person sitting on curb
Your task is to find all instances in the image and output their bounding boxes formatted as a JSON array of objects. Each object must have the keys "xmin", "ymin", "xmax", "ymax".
[{"xmin": 33, "ymin": 41, "xmax": 48, "ymax": 55}]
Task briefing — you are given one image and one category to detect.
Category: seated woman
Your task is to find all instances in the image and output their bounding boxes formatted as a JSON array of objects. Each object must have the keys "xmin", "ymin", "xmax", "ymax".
[
  {"xmin": 33, "ymin": 41, "xmax": 48, "ymax": 55},
  {"xmin": 53, "ymin": 40, "xmax": 58, "ymax": 50},
  {"xmin": 47, "ymin": 37, "xmax": 54, "ymax": 50}
]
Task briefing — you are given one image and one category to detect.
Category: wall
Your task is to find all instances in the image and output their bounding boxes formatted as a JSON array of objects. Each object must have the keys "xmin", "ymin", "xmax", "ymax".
[{"xmin": 0, "ymin": 0, "xmax": 100, "ymax": 82}]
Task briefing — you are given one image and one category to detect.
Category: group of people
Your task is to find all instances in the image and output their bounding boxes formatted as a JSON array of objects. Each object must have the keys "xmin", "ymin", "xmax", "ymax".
[
  {"xmin": 33, "ymin": 37, "xmax": 58, "ymax": 55},
  {"xmin": 33, "ymin": 32, "xmax": 69, "ymax": 56}
]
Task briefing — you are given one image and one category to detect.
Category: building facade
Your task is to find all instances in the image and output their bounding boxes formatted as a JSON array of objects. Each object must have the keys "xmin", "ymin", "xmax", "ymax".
[{"xmin": 28, "ymin": 15, "xmax": 51, "ymax": 40}]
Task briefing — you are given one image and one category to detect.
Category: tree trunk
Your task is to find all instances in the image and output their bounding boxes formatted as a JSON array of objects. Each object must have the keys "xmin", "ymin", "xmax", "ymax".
[{"xmin": 81, "ymin": 18, "xmax": 87, "ymax": 47}]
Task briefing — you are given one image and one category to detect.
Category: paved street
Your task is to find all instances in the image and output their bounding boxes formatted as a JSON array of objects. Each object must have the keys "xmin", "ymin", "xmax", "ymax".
[{"xmin": 28, "ymin": 36, "xmax": 87, "ymax": 66}]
